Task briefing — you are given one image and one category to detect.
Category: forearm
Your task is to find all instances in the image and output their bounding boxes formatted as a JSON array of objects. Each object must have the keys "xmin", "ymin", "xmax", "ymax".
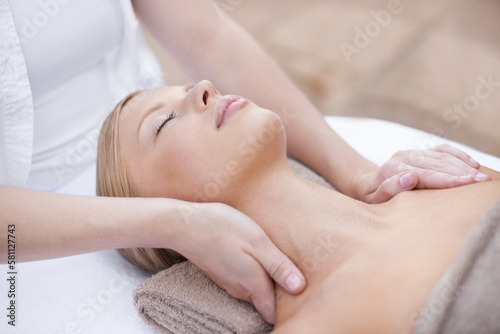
[{"xmin": 0, "ymin": 185, "xmax": 184, "ymax": 263}]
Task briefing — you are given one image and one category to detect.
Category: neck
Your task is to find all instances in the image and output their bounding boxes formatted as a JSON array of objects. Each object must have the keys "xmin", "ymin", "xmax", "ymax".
[{"xmin": 226, "ymin": 161, "xmax": 380, "ymax": 280}]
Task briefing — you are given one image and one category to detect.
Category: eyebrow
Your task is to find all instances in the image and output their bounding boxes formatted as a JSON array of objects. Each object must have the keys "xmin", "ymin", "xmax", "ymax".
[
  {"xmin": 134, "ymin": 85, "xmax": 192, "ymax": 139},
  {"xmin": 136, "ymin": 102, "xmax": 166, "ymax": 139}
]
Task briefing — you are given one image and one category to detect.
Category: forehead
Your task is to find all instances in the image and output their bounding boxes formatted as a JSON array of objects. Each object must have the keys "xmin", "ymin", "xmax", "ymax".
[
  {"xmin": 124, "ymin": 85, "xmax": 192, "ymax": 113},
  {"xmin": 122, "ymin": 88, "xmax": 165, "ymax": 117}
]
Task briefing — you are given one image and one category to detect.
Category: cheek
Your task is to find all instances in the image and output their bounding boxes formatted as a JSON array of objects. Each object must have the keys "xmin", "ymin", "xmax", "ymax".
[
  {"xmin": 162, "ymin": 129, "xmax": 244, "ymax": 202},
  {"xmin": 149, "ymin": 126, "xmax": 217, "ymax": 200}
]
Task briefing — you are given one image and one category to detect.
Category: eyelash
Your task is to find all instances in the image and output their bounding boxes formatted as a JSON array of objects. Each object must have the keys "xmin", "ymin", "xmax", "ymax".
[{"xmin": 154, "ymin": 110, "xmax": 177, "ymax": 136}]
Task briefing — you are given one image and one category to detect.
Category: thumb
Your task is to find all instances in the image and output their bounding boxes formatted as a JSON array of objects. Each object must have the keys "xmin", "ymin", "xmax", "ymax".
[
  {"xmin": 256, "ymin": 240, "xmax": 307, "ymax": 296},
  {"xmin": 367, "ymin": 171, "xmax": 418, "ymax": 203}
]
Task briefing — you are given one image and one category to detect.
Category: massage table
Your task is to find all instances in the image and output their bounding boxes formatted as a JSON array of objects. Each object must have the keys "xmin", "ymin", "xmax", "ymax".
[{"xmin": 1, "ymin": 116, "xmax": 499, "ymax": 334}]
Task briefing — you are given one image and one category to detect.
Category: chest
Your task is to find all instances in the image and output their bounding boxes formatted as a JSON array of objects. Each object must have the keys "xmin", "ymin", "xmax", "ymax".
[{"xmin": 8, "ymin": 0, "xmax": 124, "ymax": 98}]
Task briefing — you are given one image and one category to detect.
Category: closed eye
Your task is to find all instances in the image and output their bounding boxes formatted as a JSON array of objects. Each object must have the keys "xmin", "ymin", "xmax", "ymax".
[{"xmin": 154, "ymin": 110, "xmax": 177, "ymax": 136}]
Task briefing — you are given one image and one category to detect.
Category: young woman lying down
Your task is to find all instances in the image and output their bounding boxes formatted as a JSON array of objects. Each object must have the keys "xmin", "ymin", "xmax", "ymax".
[{"xmin": 96, "ymin": 80, "xmax": 500, "ymax": 334}]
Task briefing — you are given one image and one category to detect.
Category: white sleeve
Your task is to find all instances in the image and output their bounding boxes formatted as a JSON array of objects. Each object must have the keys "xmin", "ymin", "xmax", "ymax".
[{"xmin": 0, "ymin": 0, "xmax": 34, "ymax": 186}]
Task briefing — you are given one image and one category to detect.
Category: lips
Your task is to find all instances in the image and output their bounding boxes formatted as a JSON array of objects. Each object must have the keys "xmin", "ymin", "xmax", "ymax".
[{"xmin": 214, "ymin": 95, "xmax": 248, "ymax": 128}]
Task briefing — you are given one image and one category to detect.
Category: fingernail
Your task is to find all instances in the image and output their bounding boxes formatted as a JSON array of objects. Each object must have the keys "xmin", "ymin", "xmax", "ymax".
[
  {"xmin": 400, "ymin": 173, "xmax": 414, "ymax": 188},
  {"xmin": 469, "ymin": 157, "xmax": 479, "ymax": 166},
  {"xmin": 285, "ymin": 273, "xmax": 301, "ymax": 292},
  {"xmin": 475, "ymin": 172, "xmax": 490, "ymax": 181}
]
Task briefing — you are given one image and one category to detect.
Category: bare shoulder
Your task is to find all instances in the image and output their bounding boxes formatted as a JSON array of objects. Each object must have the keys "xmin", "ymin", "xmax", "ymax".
[{"xmin": 480, "ymin": 165, "xmax": 500, "ymax": 181}]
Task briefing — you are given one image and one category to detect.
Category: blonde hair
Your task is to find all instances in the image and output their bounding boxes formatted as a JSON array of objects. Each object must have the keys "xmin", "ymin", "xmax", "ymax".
[{"xmin": 96, "ymin": 92, "xmax": 186, "ymax": 273}]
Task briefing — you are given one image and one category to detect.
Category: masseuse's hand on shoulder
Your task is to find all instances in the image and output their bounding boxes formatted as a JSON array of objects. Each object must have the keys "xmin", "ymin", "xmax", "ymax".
[
  {"xmin": 356, "ymin": 144, "xmax": 491, "ymax": 204},
  {"xmin": 168, "ymin": 202, "xmax": 306, "ymax": 324}
]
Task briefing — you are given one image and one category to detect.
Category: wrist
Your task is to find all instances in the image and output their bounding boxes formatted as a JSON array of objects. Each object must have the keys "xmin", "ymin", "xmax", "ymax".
[
  {"xmin": 117, "ymin": 197, "xmax": 185, "ymax": 250},
  {"xmin": 135, "ymin": 198, "xmax": 207, "ymax": 257}
]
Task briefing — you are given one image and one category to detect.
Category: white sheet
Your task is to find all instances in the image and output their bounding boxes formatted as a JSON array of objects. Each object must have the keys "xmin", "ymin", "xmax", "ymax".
[{"xmin": 1, "ymin": 116, "xmax": 499, "ymax": 334}]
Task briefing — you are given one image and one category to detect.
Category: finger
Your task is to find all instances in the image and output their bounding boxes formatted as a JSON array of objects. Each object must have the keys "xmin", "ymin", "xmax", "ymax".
[
  {"xmin": 249, "ymin": 275, "xmax": 277, "ymax": 324},
  {"xmin": 365, "ymin": 171, "xmax": 418, "ymax": 204},
  {"xmin": 407, "ymin": 150, "xmax": 489, "ymax": 183},
  {"xmin": 474, "ymin": 171, "xmax": 493, "ymax": 182},
  {"xmin": 406, "ymin": 150, "xmax": 479, "ymax": 176},
  {"xmin": 430, "ymin": 144, "xmax": 480, "ymax": 168},
  {"xmin": 252, "ymin": 237, "xmax": 306, "ymax": 295},
  {"xmin": 208, "ymin": 259, "xmax": 277, "ymax": 324},
  {"xmin": 415, "ymin": 169, "xmax": 477, "ymax": 189},
  {"xmin": 362, "ymin": 168, "xmax": 390, "ymax": 198}
]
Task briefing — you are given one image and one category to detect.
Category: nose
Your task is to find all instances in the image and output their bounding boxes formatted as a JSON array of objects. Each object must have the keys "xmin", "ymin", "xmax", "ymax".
[{"xmin": 186, "ymin": 80, "xmax": 219, "ymax": 112}]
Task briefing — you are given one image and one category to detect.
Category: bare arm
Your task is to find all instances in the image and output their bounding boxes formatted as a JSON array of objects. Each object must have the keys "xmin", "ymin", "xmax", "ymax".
[
  {"xmin": 0, "ymin": 185, "xmax": 181, "ymax": 262},
  {"xmin": 0, "ymin": 185, "xmax": 304, "ymax": 323}
]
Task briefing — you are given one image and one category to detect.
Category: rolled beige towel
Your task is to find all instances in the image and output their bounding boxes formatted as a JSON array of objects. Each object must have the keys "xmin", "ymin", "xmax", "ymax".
[{"xmin": 133, "ymin": 261, "xmax": 273, "ymax": 334}]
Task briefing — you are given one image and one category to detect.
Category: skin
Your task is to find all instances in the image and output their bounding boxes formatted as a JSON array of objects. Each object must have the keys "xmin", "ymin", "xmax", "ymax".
[{"xmin": 119, "ymin": 81, "xmax": 500, "ymax": 333}]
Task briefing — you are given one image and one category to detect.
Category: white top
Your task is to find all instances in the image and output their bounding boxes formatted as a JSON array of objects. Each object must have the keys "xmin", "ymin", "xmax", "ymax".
[{"xmin": 0, "ymin": 0, "xmax": 164, "ymax": 193}]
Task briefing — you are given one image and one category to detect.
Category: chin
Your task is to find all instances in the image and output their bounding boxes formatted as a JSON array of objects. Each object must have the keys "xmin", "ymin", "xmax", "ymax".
[{"xmin": 229, "ymin": 109, "xmax": 287, "ymax": 169}]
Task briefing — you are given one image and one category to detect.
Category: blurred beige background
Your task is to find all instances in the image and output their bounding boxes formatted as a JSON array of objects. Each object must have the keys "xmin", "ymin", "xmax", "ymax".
[{"xmin": 145, "ymin": 0, "xmax": 500, "ymax": 157}]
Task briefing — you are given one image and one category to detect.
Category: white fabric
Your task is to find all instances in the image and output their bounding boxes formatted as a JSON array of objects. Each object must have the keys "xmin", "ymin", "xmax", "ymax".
[
  {"xmin": 0, "ymin": 0, "xmax": 164, "ymax": 191},
  {"xmin": 1, "ymin": 117, "xmax": 498, "ymax": 334},
  {"xmin": 325, "ymin": 117, "xmax": 500, "ymax": 171},
  {"xmin": 0, "ymin": 0, "xmax": 34, "ymax": 187}
]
